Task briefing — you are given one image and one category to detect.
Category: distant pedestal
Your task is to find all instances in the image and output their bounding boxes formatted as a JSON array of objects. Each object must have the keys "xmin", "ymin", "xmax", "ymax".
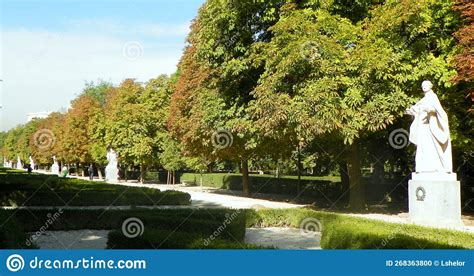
[
  {"xmin": 408, "ymin": 172, "xmax": 463, "ymax": 229},
  {"xmin": 51, "ymin": 163, "xmax": 60, "ymax": 176},
  {"xmin": 105, "ymin": 164, "xmax": 119, "ymax": 183}
]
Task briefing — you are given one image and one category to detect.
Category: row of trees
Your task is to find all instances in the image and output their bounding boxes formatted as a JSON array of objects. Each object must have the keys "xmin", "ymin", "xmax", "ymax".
[{"xmin": 1, "ymin": 0, "xmax": 472, "ymax": 210}]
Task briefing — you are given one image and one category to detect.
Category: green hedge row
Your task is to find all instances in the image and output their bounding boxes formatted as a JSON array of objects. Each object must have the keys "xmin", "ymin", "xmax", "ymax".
[
  {"xmin": 0, "ymin": 212, "xmax": 37, "ymax": 249},
  {"xmin": 0, "ymin": 169, "xmax": 191, "ymax": 206},
  {"xmin": 106, "ymin": 209, "xmax": 251, "ymax": 249},
  {"xmin": 246, "ymin": 209, "xmax": 474, "ymax": 249},
  {"xmin": 3, "ymin": 209, "xmax": 245, "ymax": 238},
  {"xmin": 181, "ymin": 173, "xmax": 344, "ymax": 201},
  {"xmin": 0, "ymin": 190, "xmax": 190, "ymax": 206}
]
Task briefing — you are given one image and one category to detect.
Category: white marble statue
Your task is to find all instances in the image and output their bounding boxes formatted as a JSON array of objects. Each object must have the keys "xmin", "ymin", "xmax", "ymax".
[
  {"xmin": 406, "ymin": 81, "xmax": 462, "ymax": 228},
  {"xmin": 51, "ymin": 156, "xmax": 60, "ymax": 176},
  {"xmin": 105, "ymin": 148, "xmax": 119, "ymax": 182},
  {"xmin": 29, "ymin": 156, "xmax": 36, "ymax": 170},
  {"xmin": 406, "ymin": 80, "xmax": 452, "ymax": 173},
  {"xmin": 16, "ymin": 156, "xmax": 23, "ymax": 170}
]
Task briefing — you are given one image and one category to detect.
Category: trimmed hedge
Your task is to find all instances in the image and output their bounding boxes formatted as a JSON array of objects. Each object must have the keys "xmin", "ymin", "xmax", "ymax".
[
  {"xmin": 0, "ymin": 169, "xmax": 191, "ymax": 206},
  {"xmin": 180, "ymin": 173, "xmax": 408, "ymax": 205},
  {"xmin": 181, "ymin": 173, "xmax": 344, "ymax": 201},
  {"xmin": 246, "ymin": 209, "xmax": 474, "ymax": 249},
  {"xmin": 0, "ymin": 212, "xmax": 37, "ymax": 249},
  {"xmin": 0, "ymin": 190, "xmax": 190, "ymax": 206},
  {"xmin": 3, "ymin": 209, "xmax": 245, "ymax": 238}
]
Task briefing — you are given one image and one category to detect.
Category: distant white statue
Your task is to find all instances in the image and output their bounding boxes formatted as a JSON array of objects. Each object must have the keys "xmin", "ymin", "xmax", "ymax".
[
  {"xmin": 29, "ymin": 156, "xmax": 36, "ymax": 170},
  {"xmin": 16, "ymin": 156, "xmax": 23, "ymax": 170},
  {"xmin": 105, "ymin": 148, "xmax": 119, "ymax": 182},
  {"xmin": 51, "ymin": 156, "xmax": 60, "ymax": 176},
  {"xmin": 406, "ymin": 80, "xmax": 452, "ymax": 173},
  {"xmin": 4, "ymin": 159, "xmax": 12, "ymax": 168}
]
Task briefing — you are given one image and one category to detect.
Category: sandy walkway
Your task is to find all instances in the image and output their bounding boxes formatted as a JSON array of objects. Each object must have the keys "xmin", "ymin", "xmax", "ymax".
[
  {"xmin": 245, "ymin": 227, "xmax": 321, "ymax": 249},
  {"xmin": 31, "ymin": 228, "xmax": 320, "ymax": 249},
  {"xmin": 31, "ymin": 230, "xmax": 109, "ymax": 249}
]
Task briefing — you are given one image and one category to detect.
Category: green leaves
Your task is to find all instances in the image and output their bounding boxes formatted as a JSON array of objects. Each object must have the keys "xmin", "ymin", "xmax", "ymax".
[{"xmin": 103, "ymin": 77, "xmax": 172, "ymax": 166}]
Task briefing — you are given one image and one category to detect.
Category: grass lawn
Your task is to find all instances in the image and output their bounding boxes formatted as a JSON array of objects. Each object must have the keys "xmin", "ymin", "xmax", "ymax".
[{"xmin": 0, "ymin": 168, "xmax": 191, "ymax": 206}]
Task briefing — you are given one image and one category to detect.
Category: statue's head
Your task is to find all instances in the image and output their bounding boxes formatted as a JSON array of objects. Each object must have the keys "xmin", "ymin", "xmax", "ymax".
[{"xmin": 422, "ymin": 80, "xmax": 433, "ymax": 93}]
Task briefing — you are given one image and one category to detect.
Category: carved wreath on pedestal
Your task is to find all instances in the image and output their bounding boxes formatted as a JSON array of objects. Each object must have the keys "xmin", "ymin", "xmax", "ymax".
[{"xmin": 415, "ymin": 186, "xmax": 426, "ymax": 201}]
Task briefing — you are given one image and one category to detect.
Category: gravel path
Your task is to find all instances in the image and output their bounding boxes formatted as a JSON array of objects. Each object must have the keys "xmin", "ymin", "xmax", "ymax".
[
  {"xmin": 31, "ymin": 230, "xmax": 109, "ymax": 249},
  {"xmin": 30, "ymin": 228, "xmax": 320, "ymax": 249},
  {"xmin": 244, "ymin": 227, "xmax": 321, "ymax": 249}
]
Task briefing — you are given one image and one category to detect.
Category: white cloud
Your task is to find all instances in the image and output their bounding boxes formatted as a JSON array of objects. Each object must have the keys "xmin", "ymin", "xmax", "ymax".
[
  {"xmin": 1, "ymin": 28, "xmax": 186, "ymax": 130},
  {"xmin": 65, "ymin": 18, "xmax": 191, "ymax": 38}
]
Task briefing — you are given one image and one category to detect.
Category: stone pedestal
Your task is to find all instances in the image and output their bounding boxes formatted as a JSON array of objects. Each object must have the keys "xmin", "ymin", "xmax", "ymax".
[{"xmin": 408, "ymin": 172, "xmax": 463, "ymax": 229}]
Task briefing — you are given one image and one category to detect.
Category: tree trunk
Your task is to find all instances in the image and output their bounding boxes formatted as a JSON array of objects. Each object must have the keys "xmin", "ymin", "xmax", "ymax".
[
  {"xmin": 98, "ymin": 167, "xmax": 103, "ymax": 180},
  {"xmin": 347, "ymin": 142, "xmax": 365, "ymax": 211},
  {"xmin": 296, "ymin": 145, "xmax": 302, "ymax": 197},
  {"xmin": 172, "ymin": 171, "xmax": 176, "ymax": 185},
  {"xmin": 372, "ymin": 159, "xmax": 385, "ymax": 183},
  {"xmin": 241, "ymin": 159, "xmax": 250, "ymax": 197},
  {"xmin": 139, "ymin": 163, "xmax": 145, "ymax": 184},
  {"xmin": 339, "ymin": 161, "xmax": 350, "ymax": 191}
]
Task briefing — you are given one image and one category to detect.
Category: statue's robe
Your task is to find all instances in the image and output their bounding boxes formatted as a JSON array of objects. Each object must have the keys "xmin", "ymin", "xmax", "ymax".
[{"xmin": 409, "ymin": 91, "xmax": 452, "ymax": 172}]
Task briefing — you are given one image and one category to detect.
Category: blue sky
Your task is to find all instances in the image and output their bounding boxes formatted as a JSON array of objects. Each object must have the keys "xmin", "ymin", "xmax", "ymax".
[{"xmin": 0, "ymin": 0, "xmax": 205, "ymax": 131}]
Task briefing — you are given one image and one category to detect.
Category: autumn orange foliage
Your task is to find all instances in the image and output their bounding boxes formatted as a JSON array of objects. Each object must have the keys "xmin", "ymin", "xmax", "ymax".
[{"xmin": 453, "ymin": 0, "xmax": 474, "ymax": 112}]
